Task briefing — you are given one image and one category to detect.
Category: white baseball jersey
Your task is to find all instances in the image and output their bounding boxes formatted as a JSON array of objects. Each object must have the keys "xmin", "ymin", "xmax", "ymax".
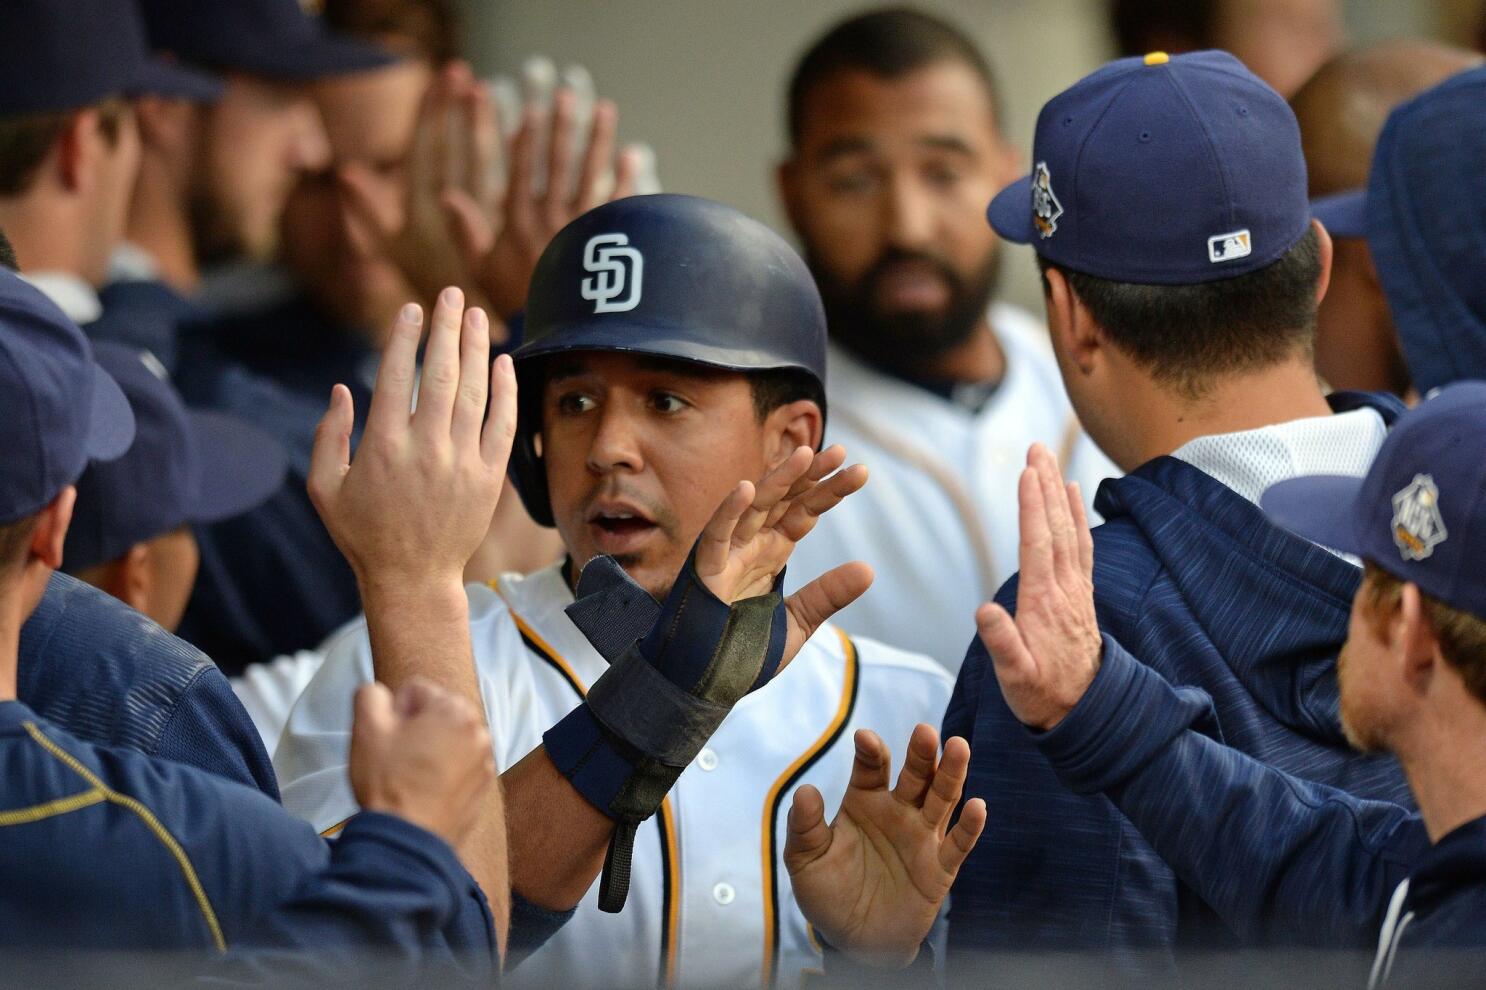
[
  {"xmin": 275, "ymin": 563, "xmax": 953, "ymax": 989},
  {"xmin": 789, "ymin": 303, "xmax": 1119, "ymax": 672}
]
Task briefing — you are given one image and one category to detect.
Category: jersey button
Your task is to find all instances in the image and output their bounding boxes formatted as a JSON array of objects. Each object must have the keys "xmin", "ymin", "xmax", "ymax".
[
  {"xmin": 697, "ymin": 748, "xmax": 719, "ymax": 771},
  {"xmin": 712, "ymin": 882, "xmax": 735, "ymax": 906}
]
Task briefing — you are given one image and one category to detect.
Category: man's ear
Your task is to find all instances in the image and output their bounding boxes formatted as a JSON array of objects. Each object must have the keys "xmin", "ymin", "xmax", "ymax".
[
  {"xmin": 54, "ymin": 110, "xmax": 99, "ymax": 194},
  {"xmin": 29, "ymin": 487, "xmax": 76, "ymax": 571},
  {"xmin": 112, "ymin": 543, "xmax": 153, "ymax": 614},
  {"xmin": 764, "ymin": 399, "xmax": 823, "ymax": 468},
  {"xmin": 1312, "ymin": 217, "xmax": 1334, "ymax": 307},
  {"xmin": 1396, "ymin": 582, "xmax": 1439, "ymax": 693},
  {"xmin": 1044, "ymin": 266, "xmax": 1101, "ymax": 376},
  {"xmin": 133, "ymin": 95, "xmax": 195, "ymax": 159}
]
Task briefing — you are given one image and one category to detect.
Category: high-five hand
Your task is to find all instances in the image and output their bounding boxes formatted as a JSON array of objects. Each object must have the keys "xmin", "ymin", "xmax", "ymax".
[
  {"xmin": 695, "ymin": 444, "xmax": 873, "ymax": 665},
  {"xmin": 975, "ymin": 443, "xmax": 1102, "ymax": 730},
  {"xmin": 307, "ymin": 287, "xmax": 517, "ymax": 593},
  {"xmin": 785, "ymin": 724, "xmax": 987, "ymax": 967}
]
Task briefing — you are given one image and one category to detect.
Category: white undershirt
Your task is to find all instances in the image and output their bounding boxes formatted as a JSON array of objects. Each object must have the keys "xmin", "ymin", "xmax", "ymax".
[
  {"xmin": 20, "ymin": 270, "xmax": 102, "ymax": 324},
  {"xmin": 1170, "ymin": 406, "xmax": 1388, "ymax": 561}
]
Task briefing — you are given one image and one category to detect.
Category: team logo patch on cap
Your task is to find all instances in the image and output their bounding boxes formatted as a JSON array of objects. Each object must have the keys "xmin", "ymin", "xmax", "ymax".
[
  {"xmin": 581, "ymin": 233, "xmax": 644, "ymax": 314},
  {"xmin": 1031, "ymin": 162, "xmax": 1063, "ymax": 239},
  {"xmin": 1391, "ymin": 473, "xmax": 1448, "ymax": 561},
  {"xmin": 1208, "ymin": 229, "xmax": 1252, "ymax": 263}
]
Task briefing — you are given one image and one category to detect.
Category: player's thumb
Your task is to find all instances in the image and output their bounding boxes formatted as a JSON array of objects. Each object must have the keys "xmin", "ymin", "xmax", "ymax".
[
  {"xmin": 307, "ymin": 384, "xmax": 354, "ymax": 515},
  {"xmin": 783, "ymin": 784, "xmax": 832, "ymax": 874},
  {"xmin": 976, "ymin": 602, "xmax": 1035, "ymax": 680},
  {"xmin": 440, "ymin": 189, "xmax": 495, "ymax": 268}
]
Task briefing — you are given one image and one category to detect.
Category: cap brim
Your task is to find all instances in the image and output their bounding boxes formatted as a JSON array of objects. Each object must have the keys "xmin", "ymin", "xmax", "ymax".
[
  {"xmin": 86, "ymin": 364, "xmax": 136, "ymax": 463},
  {"xmin": 186, "ymin": 411, "xmax": 288, "ymax": 522},
  {"xmin": 226, "ymin": 32, "xmax": 396, "ymax": 81},
  {"xmin": 1311, "ymin": 190, "xmax": 1367, "ymax": 239},
  {"xmin": 1259, "ymin": 474, "xmax": 1366, "ymax": 555},
  {"xmin": 987, "ymin": 175, "xmax": 1035, "ymax": 244},
  {"xmin": 129, "ymin": 58, "xmax": 224, "ymax": 103}
]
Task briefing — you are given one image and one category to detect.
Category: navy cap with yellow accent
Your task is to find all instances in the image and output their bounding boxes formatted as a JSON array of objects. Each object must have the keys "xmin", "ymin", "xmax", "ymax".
[{"xmin": 988, "ymin": 50, "xmax": 1311, "ymax": 285}]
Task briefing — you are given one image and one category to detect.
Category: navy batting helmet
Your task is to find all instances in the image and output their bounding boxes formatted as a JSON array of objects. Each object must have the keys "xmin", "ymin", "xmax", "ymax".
[{"xmin": 510, "ymin": 193, "xmax": 828, "ymax": 527}]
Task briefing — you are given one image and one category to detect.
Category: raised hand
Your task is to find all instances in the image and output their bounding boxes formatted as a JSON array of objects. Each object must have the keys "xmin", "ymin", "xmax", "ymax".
[
  {"xmin": 785, "ymin": 724, "xmax": 987, "ymax": 967},
  {"xmin": 695, "ymin": 444, "xmax": 873, "ymax": 665},
  {"xmin": 349, "ymin": 678, "xmax": 496, "ymax": 848},
  {"xmin": 336, "ymin": 62, "xmax": 499, "ymax": 325},
  {"xmin": 307, "ymin": 286, "xmax": 517, "ymax": 593},
  {"xmin": 975, "ymin": 443, "xmax": 1102, "ymax": 730},
  {"xmin": 443, "ymin": 81, "xmax": 642, "ymax": 320}
]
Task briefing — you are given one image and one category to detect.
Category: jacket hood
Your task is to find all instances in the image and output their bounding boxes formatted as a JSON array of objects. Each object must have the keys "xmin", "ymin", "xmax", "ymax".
[{"xmin": 1092, "ymin": 392, "xmax": 1405, "ymax": 745}]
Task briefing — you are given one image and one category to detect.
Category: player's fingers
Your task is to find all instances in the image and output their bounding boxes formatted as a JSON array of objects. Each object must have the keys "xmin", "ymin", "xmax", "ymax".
[
  {"xmin": 764, "ymin": 445, "xmax": 847, "ymax": 526},
  {"xmin": 366, "ymin": 303, "xmax": 423, "ymax": 438},
  {"xmin": 776, "ymin": 463, "xmax": 869, "ymax": 543},
  {"xmin": 921, "ymin": 734, "xmax": 971, "ymax": 830},
  {"xmin": 441, "ymin": 189, "xmax": 496, "ymax": 270},
  {"xmin": 353, "ymin": 681, "xmax": 397, "ymax": 739},
  {"xmin": 503, "ymin": 104, "xmax": 539, "ymax": 226},
  {"xmin": 336, "ymin": 162, "xmax": 401, "ymax": 239},
  {"xmin": 451, "ymin": 306, "xmax": 491, "ymax": 448},
  {"xmin": 1016, "ymin": 462, "xmax": 1053, "ymax": 591},
  {"xmin": 414, "ymin": 287, "xmax": 465, "ymax": 437},
  {"xmin": 405, "ymin": 69, "xmax": 446, "ymax": 205},
  {"xmin": 481, "ymin": 354, "xmax": 519, "ymax": 472},
  {"xmin": 976, "ymin": 602, "xmax": 1037, "ymax": 684},
  {"xmin": 783, "ymin": 561, "xmax": 874, "ymax": 650},
  {"xmin": 783, "ymin": 784, "xmax": 833, "ymax": 874},
  {"xmin": 466, "ymin": 82, "xmax": 499, "ymax": 210},
  {"xmin": 891, "ymin": 723, "xmax": 941, "ymax": 807},
  {"xmin": 847, "ymin": 729, "xmax": 892, "ymax": 793},
  {"xmin": 696, "ymin": 480, "xmax": 753, "ymax": 577},
  {"xmin": 1068, "ymin": 481, "xmax": 1095, "ymax": 580},
  {"xmin": 1030, "ymin": 444, "xmax": 1077, "ymax": 578},
  {"xmin": 574, "ymin": 98, "xmax": 617, "ymax": 212},
  {"xmin": 392, "ymin": 676, "xmax": 443, "ymax": 718},
  {"xmin": 542, "ymin": 88, "xmax": 577, "ymax": 222},
  {"xmin": 610, "ymin": 144, "xmax": 642, "ymax": 201},
  {"xmin": 938, "ymin": 797, "xmax": 988, "ymax": 876},
  {"xmin": 734, "ymin": 446, "xmax": 813, "ymax": 545},
  {"xmin": 307, "ymin": 383, "xmax": 355, "ymax": 514}
]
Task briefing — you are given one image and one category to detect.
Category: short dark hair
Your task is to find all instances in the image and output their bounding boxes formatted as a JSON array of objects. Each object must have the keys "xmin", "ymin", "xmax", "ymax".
[
  {"xmin": 1109, "ymin": 0, "xmax": 1215, "ymax": 58},
  {"xmin": 0, "ymin": 98, "xmax": 129, "ymax": 197},
  {"xmin": 750, "ymin": 367, "xmax": 825, "ymax": 424},
  {"xmin": 787, "ymin": 6, "xmax": 1002, "ymax": 144},
  {"xmin": 0, "ymin": 514, "xmax": 38, "ymax": 577},
  {"xmin": 320, "ymin": 0, "xmax": 461, "ymax": 64},
  {"xmin": 0, "ymin": 226, "xmax": 17, "ymax": 271},
  {"xmin": 1038, "ymin": 226, "xmax": 1322, "ymax": 399}
]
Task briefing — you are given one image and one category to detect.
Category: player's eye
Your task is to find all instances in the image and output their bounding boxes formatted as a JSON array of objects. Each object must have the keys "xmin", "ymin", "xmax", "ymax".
[
  {"xmin": 650, "ymin": 392, "xmax": 688, "ymax": 414},
  {"xmin": 824, "ymin": 169, "xmax": 877, "ymax": 195},
  {"xmin": 555, "ymin": 392, "xmax": 597, "ymax": 415},
  {"xmin": 923, "ymin": 162, "xmax": 962, "ymax": 189}
]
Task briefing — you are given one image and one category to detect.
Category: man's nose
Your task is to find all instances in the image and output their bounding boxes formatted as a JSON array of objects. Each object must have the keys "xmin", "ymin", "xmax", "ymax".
[
  {"xmin": 882, "ymin": 173, "xmax": 936, "ymax": 252},
  {"xmin": 586, "ymin": 405, "xmax": 645, "ymax": 475}
]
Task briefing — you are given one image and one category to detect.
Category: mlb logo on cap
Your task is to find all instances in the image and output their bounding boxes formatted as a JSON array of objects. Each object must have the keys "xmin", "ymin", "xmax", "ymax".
[{"xmin": 988, "ymin": 50, "xmax": 1311, "ymax": 285}]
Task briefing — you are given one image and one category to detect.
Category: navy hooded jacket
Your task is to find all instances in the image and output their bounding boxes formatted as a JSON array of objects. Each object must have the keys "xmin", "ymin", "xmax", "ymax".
[
  {"xmin": 943, "ymin": 393, "xmax": 1415, "ymax": 979},
  {"xmin": 1031, "ymin": 636, "xmax": 1485, "ymax": 987}
]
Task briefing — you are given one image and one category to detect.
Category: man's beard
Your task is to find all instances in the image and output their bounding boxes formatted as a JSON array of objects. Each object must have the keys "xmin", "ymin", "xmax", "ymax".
[{"xmin": 808, "ymin": 245, "xmax": 1001, "ymax": 376}]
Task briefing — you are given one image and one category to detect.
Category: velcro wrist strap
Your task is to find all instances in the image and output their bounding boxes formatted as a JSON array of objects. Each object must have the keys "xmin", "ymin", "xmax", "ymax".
[{"xmin": 586, "ymin": 648, "xmax": 731, "ymax": 766}]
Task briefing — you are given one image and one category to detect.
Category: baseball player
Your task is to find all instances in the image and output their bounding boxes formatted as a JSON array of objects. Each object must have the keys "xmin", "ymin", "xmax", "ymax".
[
  {"xmin": 785, "ymin": 50, "xmax": 1421, "ymax": 981},
  {"xmin": 276, "ymin": 195, "xmax": 976, "ymax": 988},
  {"xmin": 776, "ymin": 9, "xmax": 1117, "ymax": 673},
  {"xmin": 0, "ymin": 267, "xmax": 500, "ymax": 979},
  {"xmin": 1290, "ymin": 40, "xmax": 1481, "ymax": 396}
]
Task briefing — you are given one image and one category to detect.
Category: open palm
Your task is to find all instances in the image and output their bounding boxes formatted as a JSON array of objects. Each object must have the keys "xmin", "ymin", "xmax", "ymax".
[{"xmin": 785, "ymin": 725, "xmax": 987, "ymax": 967}]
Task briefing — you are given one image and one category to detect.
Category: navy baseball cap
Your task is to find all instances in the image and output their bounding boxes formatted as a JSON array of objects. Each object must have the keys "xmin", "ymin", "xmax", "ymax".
[
  {"xmin": 65, "ymin": 343, "xmax": 288, "ymax": 571},
  {"xmin": 1307, "ymin": 67, "xmax": 1486, "ymax": 394},
  {"xmin": 0, "ymin": 271, "xmax": 135, "ymax": 525},
  {"xmin": 988, "ymin": 50, "xmax": 1311, "ymax": 285},
  {"xmin": 1261, "ymin": 382, "xmax": 1486, "ymax": 620},
  {"xmin": 137, "ymin": 0, "xmax": 394, "ymax": 82},
  {"xmin": 0, "ymin": 0, "xmax": 222, "ymax": 115}
]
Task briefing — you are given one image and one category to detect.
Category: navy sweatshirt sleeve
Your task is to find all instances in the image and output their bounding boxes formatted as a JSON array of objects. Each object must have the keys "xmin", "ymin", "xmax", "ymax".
[{"xmin": 1036, "ymin": 636, "xmax": 1427, "ymax": 947}]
